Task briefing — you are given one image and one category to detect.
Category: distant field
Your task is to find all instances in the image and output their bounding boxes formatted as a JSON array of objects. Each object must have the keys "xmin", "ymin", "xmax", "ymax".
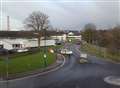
[
  {"xmin": 81, "ymin": 43, "xmax": 120, "ymax": 62},
  {"xmin": 0, "ymin": 45, "xmax": 64, "ymax": 77}
]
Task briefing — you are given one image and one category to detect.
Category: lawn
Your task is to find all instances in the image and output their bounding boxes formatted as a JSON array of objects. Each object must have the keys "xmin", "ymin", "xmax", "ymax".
[
  {"xmin": 0, "ymin": 51, "xmax": 55, "ymax": 77},
  {"xmin": 81, "ymin": 43, "xmax": 120, "ymax": 62},
  {"xmin": 0, "ymin": 44, "xmax": 64, "ymax": 78}
]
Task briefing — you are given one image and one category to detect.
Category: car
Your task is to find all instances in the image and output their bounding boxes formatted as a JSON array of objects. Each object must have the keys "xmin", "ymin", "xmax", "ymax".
[
  {"xmin": 60, "ymin": 49, "xmax": 73, "ymax": 55},
  {"xmin": 9, "ymin": 49, "xmax": 17, "ymax": 54},
  {"xmin": 79, "ymin": 53, "xmax": 88, "ymax": 64},
  {"xmin": 76, "ymin": 41, "xmax": 81, "ymax": 45},
  {"xmin": 80, "ymin": 53, "xmax": 87, "ymax": 58},
  {"xmin": 0, "ymin": 48, "xmax": 8, "ymax": 54},
  {"xmin": 79, "ymin": 59, "xmax": 88, "ymax": 64},
  {"xmin": 17, "ymin": 48, "xmax": 28, "ymax": 53},
  {"xmin": 55, "ymin": 40, "xmax": 63, "ymax": 45}
]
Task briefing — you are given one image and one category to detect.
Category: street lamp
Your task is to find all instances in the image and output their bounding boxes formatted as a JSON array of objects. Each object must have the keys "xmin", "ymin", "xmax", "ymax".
[
  {"xmin": 5, "ymin": 50, "xmax": 9, "ymax": 88},
  {"xmin": 34, "ymin": 32, "xmax": 47, "ymax": 67},
  {"xmin": 43, "ymin": 28, "xmax": 47, "ymax": 67},
  {"xmin": 55, "ymin": 29, "xmax": 59, "ymax": 60}
]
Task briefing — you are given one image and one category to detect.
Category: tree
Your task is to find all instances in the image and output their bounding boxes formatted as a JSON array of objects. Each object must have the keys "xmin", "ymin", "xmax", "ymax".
[
  {"xmin": 97, "ymin": 30, "xmax": 110, "ymax": 47},
  {"xmin": 81, "ymin": 23, "xmax": 97, "ymax": 44},
  {"xmin": 24, "ymin": 11, "xmax": 50, "ymax": 48},
  {"xmin": 107, "ymin": 26, "xmax": 120, "ymax": 54}
]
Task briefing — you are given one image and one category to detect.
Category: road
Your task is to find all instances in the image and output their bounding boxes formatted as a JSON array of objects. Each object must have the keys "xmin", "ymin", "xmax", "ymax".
[{"xmin": 1, "ymin": 44, "xmax": 120, "ymax": 88}]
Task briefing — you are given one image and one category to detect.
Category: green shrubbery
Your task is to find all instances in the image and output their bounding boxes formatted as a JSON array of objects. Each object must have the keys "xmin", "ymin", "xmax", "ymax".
[{"xmin": 81, "ymin": 43, "xmax": 120, "ymax": 62}]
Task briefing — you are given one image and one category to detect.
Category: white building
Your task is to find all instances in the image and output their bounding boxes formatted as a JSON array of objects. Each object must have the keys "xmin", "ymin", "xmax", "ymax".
[
  {"xmin": 0, "ymin": 38, "xmax": 55, "ymax": 50},
  {"xmin": 51, "ymin": 33, "xmax": 82, "ymax": 41},
  {"xmin": 68, "ymin": 35, "xmax": 82, "ymax": 41},
  {"xmin": 51, "ymin": 34, "xmax": 67, "ymax": 41}
]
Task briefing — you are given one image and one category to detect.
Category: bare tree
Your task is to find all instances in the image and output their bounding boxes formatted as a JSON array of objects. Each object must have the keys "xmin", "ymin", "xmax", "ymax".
[
  {"xmin": 81, "ymin": 23, "xmax": 97, "ymax": 44},
  {"xmin": 24, "ymin": 11, "xmax": 50, "ymax": 48}
]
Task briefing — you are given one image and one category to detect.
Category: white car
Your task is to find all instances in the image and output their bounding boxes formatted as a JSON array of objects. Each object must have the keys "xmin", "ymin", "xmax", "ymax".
[
  {"xmin": 80, "ymin": 53, "xmax": 87, "ymax": 58},
  {"xmin": 17, "ymin": 48, "xmax": 28, "ymax": 53},
  {"xmin": 60, "ymin": 49, "xmax": 73, "ymax": 55},
  {"xmin": 79, "ymin": 59, "xmax": 88, "ymax": 64},
  {"xmin": 79, "ymin": 53, "xmax": 88, "ymax": 64}
]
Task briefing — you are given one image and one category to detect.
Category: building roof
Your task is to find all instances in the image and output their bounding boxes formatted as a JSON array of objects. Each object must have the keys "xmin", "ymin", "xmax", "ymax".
[{"xmin": 0, "ymin": 31, "xmax": 65, "ymax": 38}]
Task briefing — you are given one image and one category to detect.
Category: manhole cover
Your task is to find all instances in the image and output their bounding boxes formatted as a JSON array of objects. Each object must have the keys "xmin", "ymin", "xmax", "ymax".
[{"xmin": 104, "ymin": 76, "xmax": 120, "ymax": 86}]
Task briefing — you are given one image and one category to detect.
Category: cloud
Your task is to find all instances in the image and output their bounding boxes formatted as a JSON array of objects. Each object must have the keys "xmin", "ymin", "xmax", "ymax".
[
  {"xmin": 1, "ymin": 13, "xmax": 23, "ymax": 30},
  {"xmin": 1, "ymin": 0, "xmax": 119, "ymax": 30}
]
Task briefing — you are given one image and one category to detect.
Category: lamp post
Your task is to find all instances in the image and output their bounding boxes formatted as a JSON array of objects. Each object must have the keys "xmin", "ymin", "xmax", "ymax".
[
  {"xmin": 5, "ymin": 50, "xmax": 9, "ymax": 88},
  {"xmin": 43, "ymin": 29, "xmax": 47, "ymax": 67},
  {"xmin": 56, "ymin": 29, "xmax": 59, "ymax": 60},
  {"xmin": 34, "ymin": 32, "xmax": 47, "ymax": 67}
]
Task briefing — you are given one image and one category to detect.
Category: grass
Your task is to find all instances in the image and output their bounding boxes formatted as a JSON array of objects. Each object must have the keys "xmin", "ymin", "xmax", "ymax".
[
  {"xmin": 0, "ymin": 52, "xmax": 55, "ymax": 76},
  {"xmin": 0, "ymin": 48, "xmax": 58, "ymax": 77},
  {"xmin": 81, "ymin": 43, "xmax": 120, "ymax": 62},
  {"xmin": 67, "ymin": 38, "xmax": 78, "ymax": 44}
]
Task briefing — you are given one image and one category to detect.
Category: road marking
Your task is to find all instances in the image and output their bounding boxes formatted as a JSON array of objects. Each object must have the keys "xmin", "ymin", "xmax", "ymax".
[
  {"xmin": 0, "ymin": 54, "xmax": 66, "ymax": 82},
  {"xmin": 104, "ymin": 76, "xmax": 120, "ymax": 86}
]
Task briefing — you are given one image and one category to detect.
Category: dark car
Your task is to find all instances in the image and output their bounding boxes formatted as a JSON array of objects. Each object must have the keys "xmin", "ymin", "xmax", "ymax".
[
  {"xmin": 8, "ymin": 49, "xmax": 18, "ymax": 54},
  {"xmin": 0, "ymin": 48, "xmax": 8, "ymax": 55},
  {"xmin": 76, "ymin": 41, "xmax": 81, "ymax": 45}
]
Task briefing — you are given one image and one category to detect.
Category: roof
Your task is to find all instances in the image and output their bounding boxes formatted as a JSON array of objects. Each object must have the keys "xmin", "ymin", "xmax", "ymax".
[{"xmin": 0, "ymin": 31, "xmax": 65, "ymax": 38}]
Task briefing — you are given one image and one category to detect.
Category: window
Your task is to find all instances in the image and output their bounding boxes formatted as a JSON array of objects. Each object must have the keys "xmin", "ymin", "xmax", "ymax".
[
  {"xmin": 12, "ymin": 44, "xmax": 21, "ymax": 49},
  {"xmin": 0, "ymin": 45, "xmax": 3, "ymax": 48}
]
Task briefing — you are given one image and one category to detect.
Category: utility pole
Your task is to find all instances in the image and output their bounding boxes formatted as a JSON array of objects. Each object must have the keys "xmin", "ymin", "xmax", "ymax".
[
  {"xmin": 4, "ymin": 16, "xmax": 10, "ymax": 88},
  {"xmin": 4, "ymin": 49, "xmax": 9, "ymax": 88}
]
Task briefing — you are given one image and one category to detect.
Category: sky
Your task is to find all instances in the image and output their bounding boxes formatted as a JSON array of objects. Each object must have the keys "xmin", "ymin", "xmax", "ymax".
[{"xmin": 0, "ymin": 0, "xmax": 120, "ymax": 31}]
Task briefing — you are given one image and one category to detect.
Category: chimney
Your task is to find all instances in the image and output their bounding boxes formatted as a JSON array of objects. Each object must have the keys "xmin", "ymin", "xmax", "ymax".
[{"xmin": 7, "ymin": 16, "xmax": 10, "ymax": 31}]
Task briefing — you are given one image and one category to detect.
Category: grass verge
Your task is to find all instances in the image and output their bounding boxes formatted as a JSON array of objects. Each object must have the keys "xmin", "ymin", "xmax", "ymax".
[
  {"xmin": 0, "ymin": 51, "xmax": 55, "ymax": 77},
  {"xmin": 81, "ymin": 43, "xmax": 120, "ymax": 62}
]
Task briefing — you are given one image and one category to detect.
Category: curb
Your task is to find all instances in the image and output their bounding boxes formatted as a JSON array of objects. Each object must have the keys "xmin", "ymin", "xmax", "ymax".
[
  {"xmin": 0, "ymin": 54, "xmax": 66, "ymax": 82},
  {"xmin": 104, "ymin": 76, "xmax": 120, "ymax": 86}
]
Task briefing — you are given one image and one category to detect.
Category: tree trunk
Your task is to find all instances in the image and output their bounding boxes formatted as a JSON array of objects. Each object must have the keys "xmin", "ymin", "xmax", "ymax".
[{"xmin": 38, "ymin": 33, "xmax": 41, "ymax": 48}]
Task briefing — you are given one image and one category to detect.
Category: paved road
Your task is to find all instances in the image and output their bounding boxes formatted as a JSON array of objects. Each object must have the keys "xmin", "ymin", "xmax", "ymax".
[{"xmin": 1, "ymin": 44, "xmax": 120, "ymax": 88}]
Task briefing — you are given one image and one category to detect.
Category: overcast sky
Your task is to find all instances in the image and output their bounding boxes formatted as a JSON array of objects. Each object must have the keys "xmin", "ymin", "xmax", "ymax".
[{"xmin": 0, "ymin": 0, "xmax": 120, "ymax": 31}]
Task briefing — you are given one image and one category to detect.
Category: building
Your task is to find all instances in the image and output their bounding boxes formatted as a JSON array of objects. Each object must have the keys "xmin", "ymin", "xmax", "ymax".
[
  {"xmin": 0, "ymin": 30, "xmax": 82, "ymax": 50},
  {"xmin": 0, "ymin": 38, "xmax": 55, "ymax": 50},
  {"xmin": 51, "ymin": 34, "xmax": 67, "ymax": 41}
]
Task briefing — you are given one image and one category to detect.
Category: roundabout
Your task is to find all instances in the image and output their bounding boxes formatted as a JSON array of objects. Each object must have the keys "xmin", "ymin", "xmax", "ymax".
[{"xmin": 104, "ymin": 76, "xmax": 120, "ymax": 86}]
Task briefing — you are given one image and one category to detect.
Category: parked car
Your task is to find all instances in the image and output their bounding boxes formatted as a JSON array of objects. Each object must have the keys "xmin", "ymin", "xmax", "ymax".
[
  {"xmin": 79, "ymin": 59, "xmax": 88, "ymax": 64},
  {"xmin": 0, "ymin": 48, "xmax": 8, "ymax": 54},
  {"xmin": 60, "ymin": 49, "xmax": 73, "ymax": 55},
  {"xmin": 79, "ymin": 53, "xmax": 88, "ymax": 64},
  {"xmin": 80, "ymin": 53, "xmax": 87, "ymax": 58},
  {"xmin": 17, "ymin": 48, "xmax": 28, "ymax": 53},
  {"xmin": 76, "ymin": 41, "xmax": 81, "ymax": 45},
  {"xmin": 9, "ymin": 49, "xmax": 17, "ymax": 54}
]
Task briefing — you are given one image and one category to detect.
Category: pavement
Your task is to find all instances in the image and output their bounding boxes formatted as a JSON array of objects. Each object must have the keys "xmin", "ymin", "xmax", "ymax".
[{"xmin": 0, "ymin": 43, "xmax": 120, "ymax": 88}]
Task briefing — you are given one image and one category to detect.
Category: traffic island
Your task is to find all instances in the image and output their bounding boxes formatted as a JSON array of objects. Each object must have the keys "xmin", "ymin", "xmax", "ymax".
[
  {"xmin": 104, "ymin": 76, "xmax": 120, "ymax": 86},
  {"xmin": 0, "ymin": 52, "xmax": 65, "ymax": 80}
]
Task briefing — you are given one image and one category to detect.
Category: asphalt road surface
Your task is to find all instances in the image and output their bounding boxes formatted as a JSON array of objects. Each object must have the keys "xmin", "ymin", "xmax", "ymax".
[{"xmin": 1, "ymin": 44, "xmax": 120, "ymax": 88}]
